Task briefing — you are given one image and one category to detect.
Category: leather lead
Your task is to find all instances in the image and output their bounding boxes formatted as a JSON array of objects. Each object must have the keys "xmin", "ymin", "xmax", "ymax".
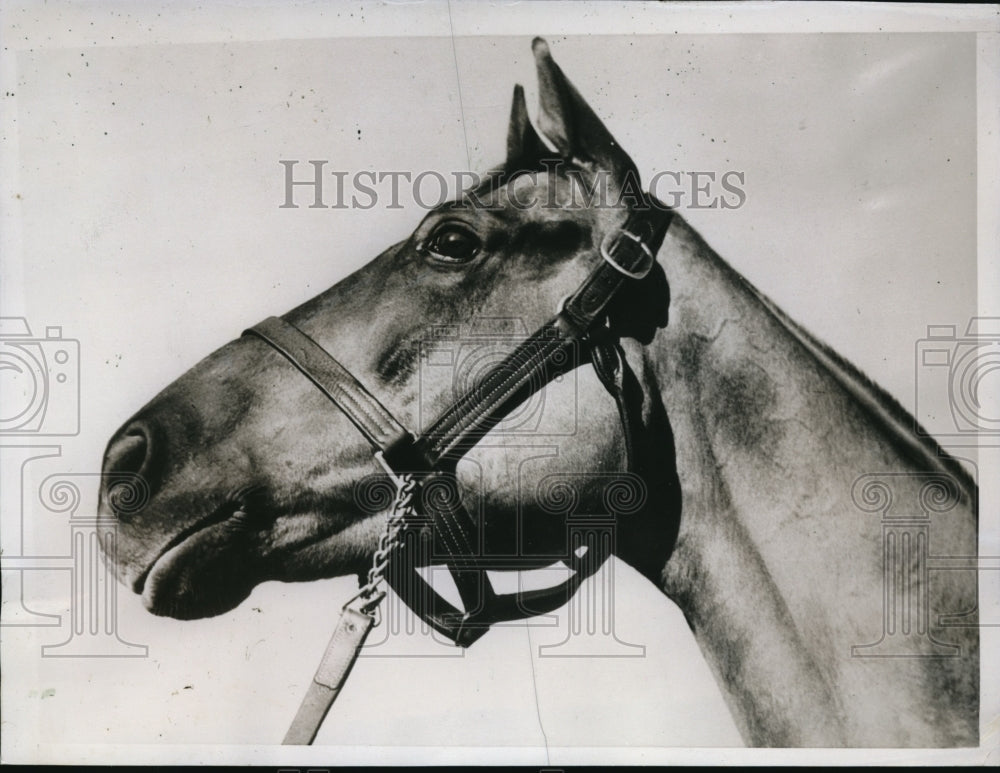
[{"xmin": 282, "ymin": 605, "xmax": 374, "ymax": 745}]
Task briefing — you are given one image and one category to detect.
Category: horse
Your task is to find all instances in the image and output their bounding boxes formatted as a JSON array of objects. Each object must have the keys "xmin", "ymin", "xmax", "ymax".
[{"xmin": 97, "ymin": 38, "xmax": 979, "ymax": 747}]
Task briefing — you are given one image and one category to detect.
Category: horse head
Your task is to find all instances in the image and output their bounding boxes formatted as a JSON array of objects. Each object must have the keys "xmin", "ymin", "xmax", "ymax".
[
  {"xmin": 97, "ymin": 37, "xmax": 980, "ymax": 748},
  {"xmin": 98, "ymin": 39, "xmax": 680, "ymax": 621}
]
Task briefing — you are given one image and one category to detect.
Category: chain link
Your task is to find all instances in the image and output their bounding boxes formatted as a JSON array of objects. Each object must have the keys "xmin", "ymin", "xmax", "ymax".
[{"xmin": 348, "ymin": 472, "xmax": 417, "ymax": 616}]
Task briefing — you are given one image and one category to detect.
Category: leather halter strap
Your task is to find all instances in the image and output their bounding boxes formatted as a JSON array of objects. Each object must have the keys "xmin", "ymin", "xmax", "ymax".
[
  {"xmin": 243, "ymin": 200, "xmax": 672, "ymax": 646},
  {"xmin": 245, "ymin": 315, "xmax": 410, "ymax": 453},
  {"xmin": 389, "ymin": 205, "xmax": 671, "ymax": 470},
  {"xmin": 246, "ymin": 204, "xmax": 668, "ymax": 463}
]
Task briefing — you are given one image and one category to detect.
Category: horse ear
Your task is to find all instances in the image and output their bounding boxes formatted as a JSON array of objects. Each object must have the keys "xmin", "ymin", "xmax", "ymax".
[
  {"xmin": 506, "ymin": 84, "xmax": 549, "ymax": 169},
  {"xmin": 504, "ymin": 84, "xmax": 549, "ymax": 170},
  {"xmin": 532, "ymin": 37, "xmax": 638, "ymax": 183}
]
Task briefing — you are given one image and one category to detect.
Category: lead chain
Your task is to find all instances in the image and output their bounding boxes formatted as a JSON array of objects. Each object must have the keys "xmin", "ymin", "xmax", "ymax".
[{"xmin": 350, "ymin": 472, "xmax": 417, "ymax": 616}]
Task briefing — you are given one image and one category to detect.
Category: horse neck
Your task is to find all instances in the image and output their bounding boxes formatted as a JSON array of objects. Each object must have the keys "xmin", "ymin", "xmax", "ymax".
[{"xmin": 643, "ymin": 216, "xmax": 978, "ymax": 746}]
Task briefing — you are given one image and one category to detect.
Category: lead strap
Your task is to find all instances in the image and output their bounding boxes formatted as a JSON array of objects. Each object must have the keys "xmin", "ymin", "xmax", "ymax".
[
  {"xmin": 282, "ymin": 605, "xmax": 375, "ymax": 745},
  {"xmin": 283, "ymin": 470, "xmax": 415, "ymax": 744}
]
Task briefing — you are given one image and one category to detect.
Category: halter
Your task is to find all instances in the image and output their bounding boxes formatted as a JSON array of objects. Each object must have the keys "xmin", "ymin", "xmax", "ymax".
[{"xmin": 244, "ymin": 195, "xmax": 673, "ymax": 743}]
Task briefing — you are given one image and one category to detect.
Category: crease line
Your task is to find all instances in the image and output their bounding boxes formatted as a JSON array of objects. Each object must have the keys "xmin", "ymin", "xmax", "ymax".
[
  {"xmin": 446, "ymin": 0, "xmax": 472, "ymax": 171},
  {"xmin": 525, "ymin": 622, "xmax": 551, "ymax": 763}
]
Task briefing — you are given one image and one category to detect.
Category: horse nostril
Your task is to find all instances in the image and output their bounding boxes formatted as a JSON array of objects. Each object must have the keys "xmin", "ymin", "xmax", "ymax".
[
  {"xmin": 102, "ymin": 422, "xmax": 160, "ymax": 519},
  {"xmin": 104, "ymin": 423, "xmax": 153, "ymax": 481}
]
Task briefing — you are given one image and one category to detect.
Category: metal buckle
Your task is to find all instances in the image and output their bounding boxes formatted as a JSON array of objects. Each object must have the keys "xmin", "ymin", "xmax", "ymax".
[
  {"xmin": 600, "ymin": 228, "xmax": 655, "ymax": 280},
  {"xmin": 342, "ymin": 587, "xmax": 386, "ymax": 618}
]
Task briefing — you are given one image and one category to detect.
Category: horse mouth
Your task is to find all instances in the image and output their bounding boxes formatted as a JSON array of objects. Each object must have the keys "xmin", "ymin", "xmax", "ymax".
[{"xmin": 133, "ymin": 503, "xmax": 261, "ymax": 619}]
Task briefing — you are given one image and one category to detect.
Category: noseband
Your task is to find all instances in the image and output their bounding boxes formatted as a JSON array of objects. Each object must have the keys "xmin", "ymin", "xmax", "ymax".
[{"xmin": 244, "ymin": 196, "xmax": 673, "ymax": 743}]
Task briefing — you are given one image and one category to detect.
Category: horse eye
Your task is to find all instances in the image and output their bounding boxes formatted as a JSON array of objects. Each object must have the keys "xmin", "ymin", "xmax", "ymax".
[{"xmin": 423, "ymin": 223, "xmax": 481, "ymax": 264}]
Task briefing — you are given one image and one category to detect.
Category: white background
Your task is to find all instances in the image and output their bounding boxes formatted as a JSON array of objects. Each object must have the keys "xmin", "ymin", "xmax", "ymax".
[{"xmin": 1, "ymin": 1, "xmax": 997, "ymax": 766}]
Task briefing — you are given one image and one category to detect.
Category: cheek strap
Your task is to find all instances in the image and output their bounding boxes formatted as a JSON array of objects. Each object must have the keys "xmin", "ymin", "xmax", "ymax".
[{"xmin": 242, "ymin": 198, "xmax": 675, "ymax": 745}]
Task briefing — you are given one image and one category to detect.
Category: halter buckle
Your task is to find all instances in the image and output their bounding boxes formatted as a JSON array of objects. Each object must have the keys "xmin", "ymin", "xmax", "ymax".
[{"xmin": 600, "ymin": 228, "xmax": 655, "ymax": 280}]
